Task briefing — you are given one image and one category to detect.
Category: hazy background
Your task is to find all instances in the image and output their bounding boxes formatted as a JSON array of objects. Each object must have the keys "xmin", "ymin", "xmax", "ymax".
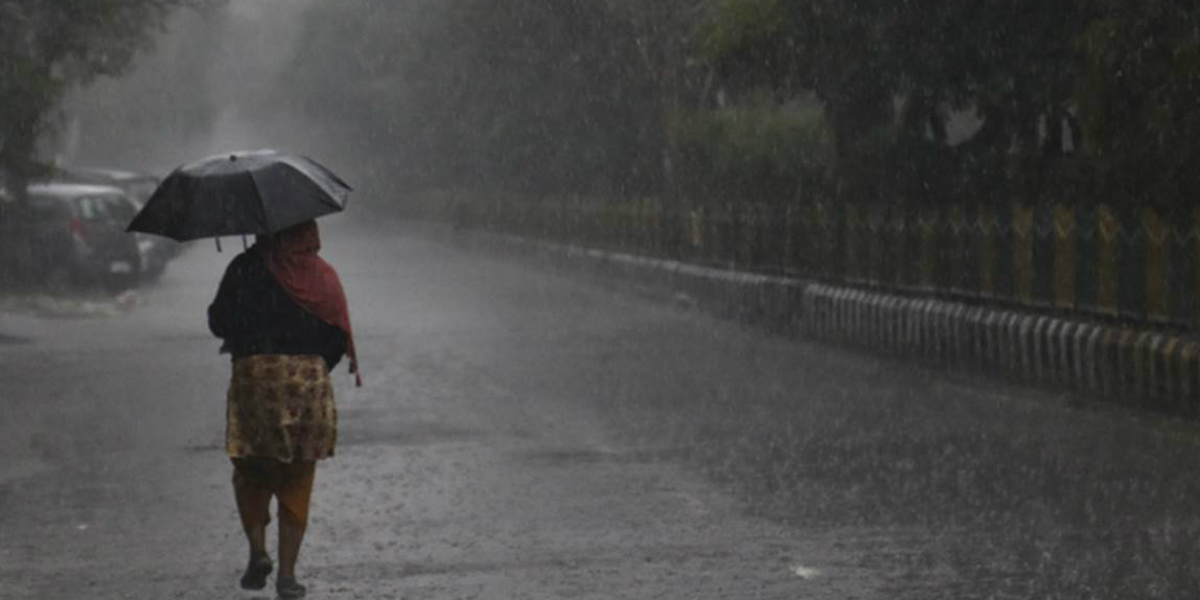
[
  {"xmin": 52, "ymin": 0, "xmax": 677, "ymax": 221},
  {"xmin": 60, "ymin": 0, "xmax": 323, "ymax": 177}
]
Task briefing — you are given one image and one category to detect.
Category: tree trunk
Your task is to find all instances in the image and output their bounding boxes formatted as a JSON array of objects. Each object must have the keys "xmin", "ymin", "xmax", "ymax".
[{"xmin": 1, "ymin": 120, "xmax": 41, "ymax": 288}]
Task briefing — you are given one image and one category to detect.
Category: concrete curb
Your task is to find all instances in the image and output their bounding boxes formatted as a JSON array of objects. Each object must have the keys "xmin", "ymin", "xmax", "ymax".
[{"xmin": 475, "ymin": 232, "xmax": 1200, "ymax": 417}]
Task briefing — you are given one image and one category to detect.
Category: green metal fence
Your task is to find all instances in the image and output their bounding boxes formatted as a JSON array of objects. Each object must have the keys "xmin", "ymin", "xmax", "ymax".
[{"xmin": 453, "ymin": 195, "xmax": 1200, "ymax": 330}]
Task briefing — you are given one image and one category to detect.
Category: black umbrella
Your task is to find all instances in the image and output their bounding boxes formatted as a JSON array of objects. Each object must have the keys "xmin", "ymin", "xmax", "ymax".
[{"xmin": 126, "ymin": 150, "xmax": 352, "ymax": 242}]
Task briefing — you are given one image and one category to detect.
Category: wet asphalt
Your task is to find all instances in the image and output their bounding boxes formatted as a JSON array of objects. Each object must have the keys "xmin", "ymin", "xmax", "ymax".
[{"xmin": 2, "ymin": 218, "xmax": 1200, "ymax": 599}]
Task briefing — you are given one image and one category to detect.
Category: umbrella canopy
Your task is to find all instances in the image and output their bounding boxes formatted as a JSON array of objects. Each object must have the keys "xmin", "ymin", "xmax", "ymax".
[{"xmin": 126, "ymin": 150, "xmax": 352, "ymax": 242}]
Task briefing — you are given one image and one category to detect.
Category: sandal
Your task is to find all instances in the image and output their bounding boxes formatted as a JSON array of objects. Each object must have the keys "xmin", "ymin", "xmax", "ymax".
[
  {"xmin": 239, "ymin": 555, "xmax": 273, "ymax": 591},
  {"xmin": 276, "ymin": 576, "xmax": 307, "ymax": 599}
]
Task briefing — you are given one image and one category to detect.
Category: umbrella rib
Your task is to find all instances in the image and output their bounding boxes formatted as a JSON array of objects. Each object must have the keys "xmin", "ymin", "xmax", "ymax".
[
  {"xmin": 174, "ymin": 176, "xmax": 206, "ymax": 241},
  {"xmin": 246, "ymin": 170, "xmax": 274, "ymax": 234}
]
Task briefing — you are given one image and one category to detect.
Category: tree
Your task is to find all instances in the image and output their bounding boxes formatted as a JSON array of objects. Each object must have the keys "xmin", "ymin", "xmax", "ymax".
[
  {"xmin": 1075, "ymin": 0, "xmax": 1200, "ymax": 210},
  {"xmin": 0, "ymin": 0, "xmax": 207, "ymax": 285},
  {"xmin": 282, "ymin": 0, "xmax": 668, "ymax": 199},
  {"xmin": 700, "ymin": 0, "xmax": 899, "ymax": 192},
  {"xmin": 698, "ymin": 0, "xmax": 1096, "ymax": 205},
  {"xmin": 0, "ymin": 0, "xmax": 206, "ymax": 196},
  {"xmin": 607, "ymin": 0, "xmax": 711, "ymax": 194}
]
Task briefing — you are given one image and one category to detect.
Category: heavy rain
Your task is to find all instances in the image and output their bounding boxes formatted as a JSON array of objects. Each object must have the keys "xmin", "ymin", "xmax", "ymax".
[{"xmin": 3, "ymin": 1, "xmax": 1200, "ymax": 598}]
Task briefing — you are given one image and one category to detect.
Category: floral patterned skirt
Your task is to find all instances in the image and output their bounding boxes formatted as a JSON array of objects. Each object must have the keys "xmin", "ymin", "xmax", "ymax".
[{"xmin": 226, "ymin": 354, "xmax": 337, "ymax": 463}]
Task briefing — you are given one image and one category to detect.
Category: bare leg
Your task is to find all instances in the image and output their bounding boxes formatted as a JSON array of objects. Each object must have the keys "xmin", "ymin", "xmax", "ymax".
[
  {"xmin": 245, "ymin": 524, "xmax": 269, "ymax": 561},
  {"xmin": 232, "ymin": 461, "xmax": 274, "ymax": 590},
  {"xmin": 275, "ymin": 461, "xmax": 315, "ymax": 599},
  {"xmin": 240, "ymin": 525, "xmax": 273, "ymax": 590},
  {"xmin": 277, "ymin": 514, "xmax": 306, "ymax": 580}
]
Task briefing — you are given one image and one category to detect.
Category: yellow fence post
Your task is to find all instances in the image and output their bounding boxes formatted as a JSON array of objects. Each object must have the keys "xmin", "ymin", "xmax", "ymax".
[
  {"xmin": 1143, "ymin": 208, "xmax": 1169, "ymax": 322},
  {"xmin": 947, "ymin": 204, "xmax": 965, "ymax": 294},
  {"xmin": 867, "ymin": 203, "xmax": 884, "ymax": 286},
  {"xmin": 1013, "ymin": 205, "xmax": 1034, "ymax": 304},
  {"xmin": 891, "ymin": 202, "xmax": 908, "ymax": 289},
  {"xmin": 1054, "ymin": 205, "xmax": 1077, "ymax": 310},
  {"xmin": 688, "ymin": 209, "xmax": 703, "ymax": 249},
  {"xmin": 977, "ymin": 205, "xmax": 996, "ymax": 298},
  {"xmin": 919, "ymin": 206, "xmax": 938, "ymax": 291},
  {"xmin": 1195, "ymin": 209, "xmax": 1200, "ymax": 326},
  {"xmin": 1097, "ymin": 205, "xmax": 1121, "ymax": 316},
  {"xmin": 844, "ymin": 203, "xmax": 861, "ymax": 282}
]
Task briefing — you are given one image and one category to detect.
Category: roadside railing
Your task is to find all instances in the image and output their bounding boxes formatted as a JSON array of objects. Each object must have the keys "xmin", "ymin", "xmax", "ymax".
[{"xmin": 444, "ymin": 194, "xmax": 1200, "ymax": 333}]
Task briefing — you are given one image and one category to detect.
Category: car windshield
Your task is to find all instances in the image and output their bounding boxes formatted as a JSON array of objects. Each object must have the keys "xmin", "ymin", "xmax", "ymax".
[
  {"xmin": 69, "ymin": 193, "xmax": 134, "ymax": 222},
  {"xmin": 73, "ymin": 196, "xmax": 109, "ymax": 221},
  {"xmin": 102, "ymin": 195, "xmax": 138, "ymax": 221}
]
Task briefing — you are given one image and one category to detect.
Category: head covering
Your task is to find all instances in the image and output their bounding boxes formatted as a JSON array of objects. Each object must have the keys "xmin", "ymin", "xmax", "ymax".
[{"xmin": 257, "ymin": 221, "xmax": 361, "ymax": 386}]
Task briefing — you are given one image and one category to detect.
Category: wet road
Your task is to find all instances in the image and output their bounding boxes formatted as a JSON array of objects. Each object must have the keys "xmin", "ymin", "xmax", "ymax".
[{"xmin": 3, "ymin": 220, "xmax": 1200, "ymax": 599}]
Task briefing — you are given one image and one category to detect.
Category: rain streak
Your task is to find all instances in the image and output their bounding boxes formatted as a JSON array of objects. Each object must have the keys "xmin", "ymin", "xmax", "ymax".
[{"xmin": 3, "ymin": 1, "xmax": 1200, "ymax": 599}]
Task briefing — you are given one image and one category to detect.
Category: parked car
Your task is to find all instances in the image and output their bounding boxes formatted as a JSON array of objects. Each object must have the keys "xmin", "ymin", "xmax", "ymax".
[
  {"xmin": 56, "ymin": 166, "xmax": 160, "ymax": 203},
  {"xmin": 55, "ymin": 166, "xmax": 179, "ymax": 281},
  {"xmin": 25, "ymin": 183, "xmax": 143, "ymax": 292},
  {"xmin": 122, "ymin": 196, "xmax": 173, "ymax": 282}
]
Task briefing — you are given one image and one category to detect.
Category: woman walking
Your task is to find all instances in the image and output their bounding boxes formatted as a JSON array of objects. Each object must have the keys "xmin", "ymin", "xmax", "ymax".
[{"xmin": 208, "ymin": 220, "xmax": 360, "ymax": 599}]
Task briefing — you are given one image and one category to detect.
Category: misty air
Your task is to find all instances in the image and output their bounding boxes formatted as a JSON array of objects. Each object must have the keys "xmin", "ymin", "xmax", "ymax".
[{"xmin": 3, "ymin": 1, "xmax": 1200, "ymax": 599}]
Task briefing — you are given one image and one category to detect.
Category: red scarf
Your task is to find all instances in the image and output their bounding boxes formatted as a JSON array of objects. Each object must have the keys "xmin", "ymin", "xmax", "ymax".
[{"xmin": 259, "ymin": 221, "xmax": 361, "ymax": 386}]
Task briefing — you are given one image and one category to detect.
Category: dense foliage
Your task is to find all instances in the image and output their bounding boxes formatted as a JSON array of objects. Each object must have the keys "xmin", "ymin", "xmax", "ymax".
[
  {"xmin": 701, "ymin": 0, "xmax": 1200, "ymax": 210},
  {"xmin": 10, "ymin": 1, "xmax": 1193, "ymax": 211},
  {"xmin": 669, "ymin": 105, "xmax": 828, "ymax": 205},
  {"xmin": 279, "ymin": 1, "xmax": 1200, "ymax": 211}
]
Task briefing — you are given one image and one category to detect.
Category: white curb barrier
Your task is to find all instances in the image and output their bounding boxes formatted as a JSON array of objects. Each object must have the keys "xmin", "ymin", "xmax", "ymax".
[{"xmin": 478, "ymin": 232, "xmax": 1200, "ymax": 417}]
